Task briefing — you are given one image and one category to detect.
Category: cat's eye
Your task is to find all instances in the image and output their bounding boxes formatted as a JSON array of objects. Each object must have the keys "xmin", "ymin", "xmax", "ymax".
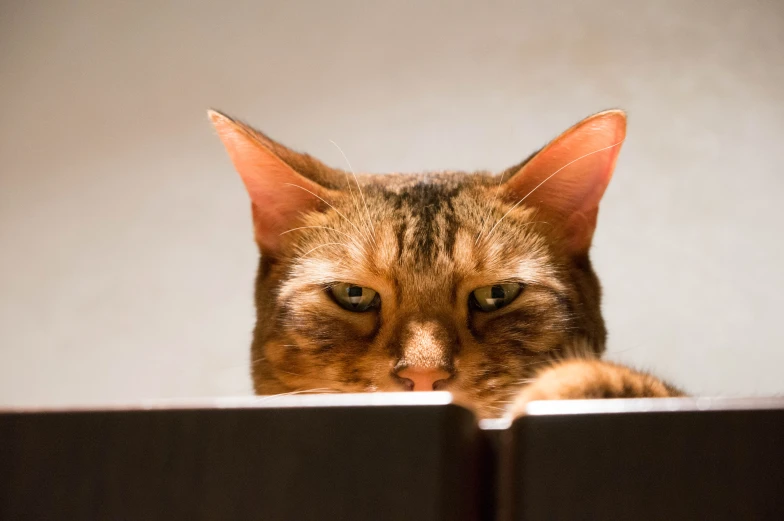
[
  {"xmin": 329, "ymin": 283, "xmax": 380, "ymax": 312},
  {"xmin": 470, "ymin": 283, "xmax": 524, "ymax": 312}
]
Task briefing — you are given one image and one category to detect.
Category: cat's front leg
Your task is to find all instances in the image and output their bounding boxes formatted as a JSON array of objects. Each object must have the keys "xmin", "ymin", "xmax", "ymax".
[{"xmin": 509, "ymin": 359, "xmax": 684, "ymax": 418}]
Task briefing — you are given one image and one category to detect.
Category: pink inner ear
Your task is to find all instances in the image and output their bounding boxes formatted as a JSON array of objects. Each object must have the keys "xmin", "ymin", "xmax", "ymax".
[
  {"xmin": 504, "ymin": 110, "xmax": 627, "ymax": 253},
  {"xmin": 209, "ymin": 111, "xmax": 327, "ymax": 255}
]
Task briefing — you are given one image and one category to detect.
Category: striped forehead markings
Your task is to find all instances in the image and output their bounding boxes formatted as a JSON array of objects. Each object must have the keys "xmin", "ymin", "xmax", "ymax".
[{"xmin": 389, "ymin": 182, "xmax": 461, "ymax": 265}]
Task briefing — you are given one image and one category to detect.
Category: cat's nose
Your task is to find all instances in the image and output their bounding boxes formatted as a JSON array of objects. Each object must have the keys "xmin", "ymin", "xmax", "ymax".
[{"xmin": 396, "ymin": 367, "xmax": 451, "ymax": 391}]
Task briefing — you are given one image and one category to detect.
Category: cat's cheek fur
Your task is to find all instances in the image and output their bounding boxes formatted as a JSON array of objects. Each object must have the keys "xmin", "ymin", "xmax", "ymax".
[
  {"xmin": 285, "ymin": 303, "xmax": 379, "ymax": 344},
  {"xmin": 448, "ymin": 346, "xmax": 549, "ymax": 418},
  {"xmin": 259, "ymin": 335, "xmax": 388, "ymax": 394},
  {"xmin": 468, "ymin": 286, "xmax": 570, "ymax": 355},
  {"xmin": 507, "ymin": 359, "xmax": 686, "ymax": 418}
]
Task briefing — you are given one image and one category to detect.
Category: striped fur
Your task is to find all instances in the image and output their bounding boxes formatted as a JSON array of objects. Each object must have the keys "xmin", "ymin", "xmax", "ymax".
[{"xmin": 212, "ymin": 110, "xmax": 682, "ymax": 419}]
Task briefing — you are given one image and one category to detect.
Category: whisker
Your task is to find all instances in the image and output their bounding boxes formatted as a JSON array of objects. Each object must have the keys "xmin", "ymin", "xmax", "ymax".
[
  {"xmin": 330, "ymin": 140, "xmax": 377, "ymax": 244},
  {"xmin": 328, "ymin": 141, "xmax": 364, "ymax": 237},
  {"xmin": 485, "ymin": 139, "xmax": 625, "ymax": 240},
  {"xmin": 483, "ymin": 405, "xmax": 509, "ymax": 413},
  {"xmin": 298, "ymin": 242, "xmax": 351, "ymax": 259},
  {"xmin": 261, "ymin": 388, "xmax": 341, "ymax": 400},
  {"xmin": 519, "ymin": 359, "xmax": 555, "ymax": 370},
  {"xmin": 280, "ymin": 225, "xmax": 362, "ymax": 248},
  {"xmin": 275, "ymin": 368, "xmax": 357, "ymax": 386},
  {"xmin": 475, "ymin": 168, "xmax": 512, "ymax": 245},
  {"xmin": 283, "ymin": 182, "xmax": 371, "ymax": 243}
]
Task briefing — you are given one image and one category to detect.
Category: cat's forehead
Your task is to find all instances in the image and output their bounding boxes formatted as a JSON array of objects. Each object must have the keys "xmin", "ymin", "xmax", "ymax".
[
  {"xmin": 360, "ymin": 171, "xmax": 491, "ymax": 193},
  {"xmin": 289, "ymin": 172, "xmax": 557, "ymax": 290}
]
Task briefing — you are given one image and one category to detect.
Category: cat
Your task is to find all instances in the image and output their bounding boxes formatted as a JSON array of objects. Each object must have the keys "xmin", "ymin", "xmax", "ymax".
[{"xmin": 209, "ymin": 109, "xmax": 683, "ymax": 420}]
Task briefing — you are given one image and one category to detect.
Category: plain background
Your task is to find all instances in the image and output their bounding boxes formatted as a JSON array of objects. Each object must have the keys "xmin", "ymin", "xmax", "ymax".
[{"xmin": 1, "ymin": 0, "xmax": 783, "ymax": 406}]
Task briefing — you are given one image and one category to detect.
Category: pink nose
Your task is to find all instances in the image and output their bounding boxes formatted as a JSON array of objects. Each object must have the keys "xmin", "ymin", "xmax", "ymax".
[{"xmin": 397, "ymin": 367, "xmax": 451, "ymax": 391}]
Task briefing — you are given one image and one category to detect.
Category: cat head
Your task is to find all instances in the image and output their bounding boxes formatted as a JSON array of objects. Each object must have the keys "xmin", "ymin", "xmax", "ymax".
[{"xmin": 210, "ymin": 110, "xmax": 625, "ymax": 418}]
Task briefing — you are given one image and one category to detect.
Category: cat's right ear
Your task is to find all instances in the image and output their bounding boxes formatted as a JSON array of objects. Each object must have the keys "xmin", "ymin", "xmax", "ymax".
[{"xmin": 209, "ymin": 110, "xmax": 328, "ymax": 256}]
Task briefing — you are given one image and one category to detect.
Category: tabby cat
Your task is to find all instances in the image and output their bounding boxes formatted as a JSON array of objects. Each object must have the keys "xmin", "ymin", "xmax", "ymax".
[{"xmin": 210, "ymin": 109, "xmax": 682, "ymax": 419}]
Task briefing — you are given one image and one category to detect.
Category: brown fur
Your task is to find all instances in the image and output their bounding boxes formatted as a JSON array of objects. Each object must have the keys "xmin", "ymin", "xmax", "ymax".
[
  {"xmin": 211, "ymin": 110, "xmax": 682, "ymax": 419},
  {"xmin": 508, "ymin": 359, "xmax": 684, "ymax": 417}
]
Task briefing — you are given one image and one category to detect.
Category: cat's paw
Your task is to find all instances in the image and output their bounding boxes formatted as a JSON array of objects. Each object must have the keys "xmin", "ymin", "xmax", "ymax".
[{"xmin": 508, "ymin": 359, "xmax": 683, "ymax": 418}]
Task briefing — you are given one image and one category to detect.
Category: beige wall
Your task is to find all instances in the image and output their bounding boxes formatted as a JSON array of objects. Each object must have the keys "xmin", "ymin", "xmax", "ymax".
[{"xmin": 1, "ymin": 0, "xmax": 783, "ymax": 406}]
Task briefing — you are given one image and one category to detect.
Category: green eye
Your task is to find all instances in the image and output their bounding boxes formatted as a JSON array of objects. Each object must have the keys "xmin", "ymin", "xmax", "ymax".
[
  {"xmin": 329, "ymin": 283, "xmax": 380, "ymax": 312},
  {"xmin": 471, "ymin": 283, "xmax": 523, "ymax": 312}
]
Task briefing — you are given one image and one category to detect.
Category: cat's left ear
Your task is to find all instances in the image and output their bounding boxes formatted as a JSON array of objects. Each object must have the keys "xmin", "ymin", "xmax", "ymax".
[
  {"xmin": 503, "ymin": 110, "xmax": 626, "ymax": 255},
  {"xmin": 208, "ymin": 110, "xmax": 331, "ymax": 256}
]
